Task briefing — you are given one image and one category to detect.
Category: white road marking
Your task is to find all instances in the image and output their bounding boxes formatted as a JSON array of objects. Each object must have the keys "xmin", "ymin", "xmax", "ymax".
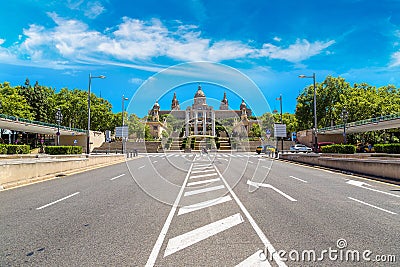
[
  {"xmin": 190, "ymin": 169, "xmax": 216, "ymax": 174},
  {"xmin": 247, "ymin": 180, "xmax": 297, "ymax": 202},
  {"xmin": 248, "ymin": 161, "xmax": 254, "ymax": 164},
  {"xmin": 138, "ymin": 165, "xmax": 146, "ymax": 169},
  {"xmin": 190, "ymin": 173, "xmax": 218, "ymax": 179},
  {"xmin": 235, "ymin": 250, "xmax": 271, "ymax": 267},
  {"xmin": 214, "ymin": 169, "xmax": 287, "ymax": 267},
  {"xmin": 288, "ymin": 175, "xmax": 308, "ymax": 183},
  {"xmin": 177, "ymin": 195, "xmax": 232, "ymax": 215},
  {"xmin": 184, "ymin": 185, "xmax": 225, "ymax": 196},
  {"xmin": 348, "ymin": 197, "xmax": 397, "ymax": 215},
  {"xmin": 192, "ymin": 163, "xmax": 213, "ymax": 168},
  {"xmin": 145, "ymin": 164, "xmax": 194, "ymax": 267},
  {"xmin": 110, "ymin": 174, "xmax": 126, "ymax": 181},
  {"xmin": 262, "ymin": 166, "xmax": 271, "ymax": 170},
  {"xmin": 186, "ymin": 178, "xmax": 221, "ymax": 186},
  {"xmin": 153, "ymin": 160, "xmax": 158, "ymax": 163},
  {"xmin": 346, "ymin": 180, "xmax": 400, "ymax": 198},
  {"xmin": 36, "ymin": 192, "xmax": 80, "ymax": 210},
  {"xmin": 164, "ymin": 213, "xmax": 244, "ymax": 257}
]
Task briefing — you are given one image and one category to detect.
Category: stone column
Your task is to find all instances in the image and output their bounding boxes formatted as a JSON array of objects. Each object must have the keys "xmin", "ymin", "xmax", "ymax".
[
  {"xmin": 212, "ymin": 111, "xmax": 216, "ymax": 136},
  {"xmin": 185, "ymin": 111, "xmax": 189, "ymax": 137},
  {"xmin": 203, "ymin": 111, "xmax": 207, "ymax": 135},
  {"xmin": 194, "ymin": 112, "xmax": 198, "ymax": 135}
]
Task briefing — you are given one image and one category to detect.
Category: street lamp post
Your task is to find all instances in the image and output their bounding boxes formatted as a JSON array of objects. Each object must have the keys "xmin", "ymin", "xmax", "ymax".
[
  {"xmin": 340, "ymin": 108, "xmax": 349, "ymax": 144},
  {"xmin": 122, "ymin": 95, "xmax": 129, "ymax": 154},
  {"xmin": 87, "ymin": 73, "xmax": 106, "ymax": 154},
  {"xmin": 276, "ymin": 95, "xmax": 283, "ymax": 151},
  {"xmin": 299, "ymin": 73, "xmax": 318, "ymax": 152},
  {"xmin": 55, "ymin": 108, "xmax": 63, "ymax": 146}
]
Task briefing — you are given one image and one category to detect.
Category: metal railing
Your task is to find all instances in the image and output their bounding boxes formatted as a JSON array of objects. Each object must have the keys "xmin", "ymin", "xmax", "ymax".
[
  {"xmin": 0, "ymin": 113, "xmax": 86, "ymax": 133},
  {"xmin": 319, "ymin": 112, "xmax": 400, "ymax": 132}
]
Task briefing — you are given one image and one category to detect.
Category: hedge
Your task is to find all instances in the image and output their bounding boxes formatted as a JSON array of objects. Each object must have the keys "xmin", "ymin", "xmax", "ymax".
[
  {"xmin": 44, "ymin": 146, "xmax": 83, "ymax": 155},
  {"xmin": 4, "ymin": 145, "xmax": 31, "ymax": 154},
  {"xmin": 321, "ymin": 144, "xmax": 356, "ymax": 154},
  {"xmin": 374, "ymin": 143, "xmax": 400, "ymax": 154},
  {"xmin": 0, "ymin": 144, "xmax": 7, "ymax": 154}
]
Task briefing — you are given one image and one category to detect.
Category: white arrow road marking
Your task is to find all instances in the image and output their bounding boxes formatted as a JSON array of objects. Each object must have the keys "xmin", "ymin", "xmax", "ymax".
[
  {"xmin": 110, "ymin": 174, "xmax": 125, "ymax": 181},
  {"xmin": 247, "ymin": 180, "xmax": 297, "ymax": 202},
  {"xmin": 288, "ymin": 175, "xmax": 308, "ymax": 183},
  {"xmin": 178, "ymin": 195, "xmax": 232, "ymax": 216},
  {"xmin": 346, "ymin": 180, "xmax": 400, "ymax": 198},
  {"xmin": 184, "ymin": 185, "xmax": 225, "ymax": 196},
  {"xmin": 235, "ymin": 250, "xmax": 272, "ymax": 267},
  {"xmin": 36, "ymin": 192, "xmax": 80, "ymax": 210},
  {"xmin": 164, "ymin": 213, "xmax": 244, "ymax": 257},
  {"xmin": 348, "ymin": 197, "xmax": 397, "ymax": 215}
]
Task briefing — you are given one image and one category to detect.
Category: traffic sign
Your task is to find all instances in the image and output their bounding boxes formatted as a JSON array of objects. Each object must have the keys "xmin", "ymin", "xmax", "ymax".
[
  {"xmin": 274, "ymin": 124, "xmax": 287, "ymax": 138},
  {"xmin": 115, "ymin": 126, "xmax": 129, "ymax": 138},
  {"xmin": 265, "ymin": 129, "xmax": 271, "ymax": 139}
]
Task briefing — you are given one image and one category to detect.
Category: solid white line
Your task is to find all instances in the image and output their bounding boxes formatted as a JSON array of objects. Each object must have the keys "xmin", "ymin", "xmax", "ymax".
[
  {"xmin": 191, "ymin": 166, "xmax": 214, "ymax": 171},
  {"xmin": 187, "ymin": 178, "xmax": 221, "ymax": 186},
  {"xmin": 247, "ymin": 180, "xmax": 297, "ymax": 202},
  {"xmin": 235, "ymin": 250, "xmax": 272, "ymax": 267},
  {"xmin": 193, "ymin": 164, "xmax": 213, "ymax": 168},
  {"xmin": 288, "ymin": 175, "xmax": 308, "ymax": 183},
  {"xmin": 184, "ymin": 185, "xmax": 225, "ymax": 196},
  {"xmin": 138, "ymin": 165, "xmax": 145, "ymax": 169},
  {"xmin": 348, "ymin": 197, "xmax": 397, "ymax": 215},
  {"xmin": 177, "ymin": 195, "xmax": 232, "ymax": 215},
  {"xmin": 36, "ymin": 192, "xmax": 80, "ymax": 210},
  {"xmin": 213, "ymin": 167, "xmax": 287, "ymax": 267},
  {"xmin": 145, "ymin": 163, "xmax": 194, "ymax": 267},
  {"xmin": 190, "ymin": 173, "xmax": 218, "ymax": 179},
  {"xmin": 190, "ymin": 169, "xmax": 216, "ymax": 174},
  {"xmin": 164, "ymin": 213, "xmax": 244, "ymax": 257},
  {"xmin": 110, "ymin": 174, "xmax": 126, "ymax": 181}
]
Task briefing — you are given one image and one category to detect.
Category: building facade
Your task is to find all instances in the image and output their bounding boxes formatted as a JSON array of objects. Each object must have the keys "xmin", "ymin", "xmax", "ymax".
[{"xmin": 148, "ymin": 85, "xmax": 255, "ymax": 138}]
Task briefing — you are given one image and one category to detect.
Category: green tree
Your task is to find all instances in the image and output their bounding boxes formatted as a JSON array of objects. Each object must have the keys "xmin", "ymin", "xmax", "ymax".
[{"xmin": 0, "ymin": 82, "xmax": 33, "ymax": 119}]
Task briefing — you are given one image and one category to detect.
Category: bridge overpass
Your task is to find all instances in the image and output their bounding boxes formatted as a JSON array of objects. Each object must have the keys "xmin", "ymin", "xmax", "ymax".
[
  {"xmin": 0, "ymin": 114, "xmax": 104, "ymax": 152},
  {"xmin": 319, "ymin": 112, "xmax": 400, "ymax": 134}
]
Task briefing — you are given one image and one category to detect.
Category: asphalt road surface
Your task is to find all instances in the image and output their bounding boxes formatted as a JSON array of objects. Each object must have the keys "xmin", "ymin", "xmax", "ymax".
[{"xmin": 1, "ymin": 152, "xmax": 399, "ymax": 266}]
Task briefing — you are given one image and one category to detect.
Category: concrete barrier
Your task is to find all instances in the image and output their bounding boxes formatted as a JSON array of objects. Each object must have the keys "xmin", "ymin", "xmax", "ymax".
[
  {"xmin": 280, "ymin": 153, "xmax": 400, "ymax": 181},
  {"xmin": 0, "ymin": 154, "xmax": 126, "ymax": 190}
]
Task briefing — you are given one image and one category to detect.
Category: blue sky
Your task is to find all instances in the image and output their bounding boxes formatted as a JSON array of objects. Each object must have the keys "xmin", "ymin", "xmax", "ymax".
[{"xmin": 1, "ymin": 0, "xmax": 400, "ymax": 117}]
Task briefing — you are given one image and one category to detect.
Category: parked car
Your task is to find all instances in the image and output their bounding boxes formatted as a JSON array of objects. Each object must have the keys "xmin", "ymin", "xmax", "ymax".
[
  {"xmin": 317, "ymin": 142, "xmax": 335, "ymax": 152},
  {"xmin": 290, "ymin": 144, "xmax": 312, "ymax": 152},
  {"xmin": 256, "ymin": 145, "xmax": 276, "ymax": 154}
]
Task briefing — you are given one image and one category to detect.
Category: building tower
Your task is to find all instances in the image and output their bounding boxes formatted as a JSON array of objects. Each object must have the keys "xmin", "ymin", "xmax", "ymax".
[
  {"xmin": 220, "ymin": 92, "xmax": 229, "ymax": 110},
  {"xmin": 171, "ymin": 92, "xmax": 180, "ymax": 110}
]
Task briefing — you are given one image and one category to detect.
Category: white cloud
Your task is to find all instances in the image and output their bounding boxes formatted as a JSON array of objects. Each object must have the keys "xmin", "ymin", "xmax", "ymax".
[
  {"xmin": 1, "ymin": 14, "xmax": 335, "ymax": 70},
  {"xmin": 257, "ymin": 39, "xmax": 335, "ymax": 63},
  {"xmin": 84, "ymin": 1, "xmax": 106, "ymax": 19},
  {"xmin": 389, "ymin": 51, "xmax": 400, "ymax": 67},
  {"xmin": 273, "ymin": 36, "xmax": 281, "ymax": 42},
  {"xmin": 129, "ymin": 77, "xmax": 144, "ymax": 85}
]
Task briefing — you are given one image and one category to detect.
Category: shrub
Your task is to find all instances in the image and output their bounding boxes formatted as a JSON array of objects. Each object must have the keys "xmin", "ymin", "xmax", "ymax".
[
  {"xmin": 374, "ymin": 143, "xmax": 400, "ymax": 154},
  {"xmin": 44, "ymin": 146, "xmax": 83, "ymax": 155},
  {"xmin": 321, "ymin": 144, "xmax": 356, "ymax": 154},
  {"xmin": 0, "ymin": 144, "xmax": 7, "ymax": 154},
  {"xmin": 6, "ymin": 145, "xmax": 30, "ymax": 154}
]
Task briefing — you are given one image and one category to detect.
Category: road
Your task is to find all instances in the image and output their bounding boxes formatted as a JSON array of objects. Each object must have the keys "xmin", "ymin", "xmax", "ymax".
[{"xmin": 0, "ymin": 152, "xmax": 399, "ymax": 266}]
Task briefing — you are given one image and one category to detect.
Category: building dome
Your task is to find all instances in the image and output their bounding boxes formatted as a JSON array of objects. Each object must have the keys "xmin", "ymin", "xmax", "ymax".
[{"xmin": 194, "ymin": 85, "xmax": 205, "ymax": 98}]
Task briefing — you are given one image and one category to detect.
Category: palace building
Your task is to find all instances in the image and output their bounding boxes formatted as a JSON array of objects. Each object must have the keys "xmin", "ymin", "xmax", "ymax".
[{"xmin": 147, "ymin": 85, "xmax": 257, "ymax": 138}]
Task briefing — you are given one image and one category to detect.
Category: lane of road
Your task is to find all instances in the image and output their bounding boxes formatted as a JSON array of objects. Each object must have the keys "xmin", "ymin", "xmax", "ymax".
[{"xmin": 1, "ymin": 152, "xmax": 399, "ymax": 266}]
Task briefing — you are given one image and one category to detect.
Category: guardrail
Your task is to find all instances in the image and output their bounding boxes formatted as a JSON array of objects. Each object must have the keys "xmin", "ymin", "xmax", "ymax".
[
  {"xmin": 0, "ymin": 113, "xmax": 86, "ymax": 133},
  {"xmin": 319, "ymin": 112, "xmax": 400, "ymax": 132}
]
